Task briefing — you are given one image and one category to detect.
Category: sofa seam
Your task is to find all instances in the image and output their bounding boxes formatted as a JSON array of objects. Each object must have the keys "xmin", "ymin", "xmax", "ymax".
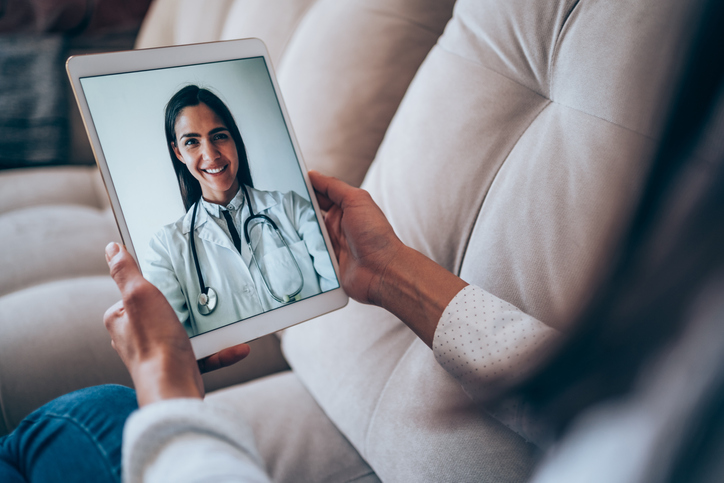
[
  {"xmin": 0, "ymin": 273, "xmax": 112, "ymax": 300},
  {"xmin": 437, "ymin": 39, "xmax": 549, "ymax": 101},
  {"xmin": 549, "ymin": 0, "xmax": 582, "ymax": 96},
  {"xmin": 344, "ymin": 469, "xmax": 379, "ymax": 482},
  {"xmin": 438, "ymin": 40, "xmax": 657, "ymax": 139},
  {"xmin": 276, "ymin": 0, "xmax": 321, "ymax": 69},
  {"xmin": 455, "ymin": 99, "xmax": 552, "ymax": 276},
  {"xmin": 453, "ymin": 94, "xmax": 657, "ymax": 277},
  {"xmin": 361, "ymin": 6, "xmax": 449, "ymax": 37},
  {"xmin": 362, "ymin": 338, "xmax": 417, "ymax": 453}
]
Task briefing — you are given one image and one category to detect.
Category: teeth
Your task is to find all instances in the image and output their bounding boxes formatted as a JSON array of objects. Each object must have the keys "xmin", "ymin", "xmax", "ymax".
[{"xmin": 205, "ymin": 167, "xmax": 224, "ymax": 174}]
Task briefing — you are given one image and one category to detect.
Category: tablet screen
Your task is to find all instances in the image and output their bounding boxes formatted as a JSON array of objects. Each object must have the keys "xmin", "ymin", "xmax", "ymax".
[{"xmin": 79, "ymin": 56, "xmax": 340, "ymax": 338}]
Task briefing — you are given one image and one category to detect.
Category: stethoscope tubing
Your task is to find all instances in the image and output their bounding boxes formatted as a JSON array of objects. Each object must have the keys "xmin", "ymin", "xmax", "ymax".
[
  {"xmin": 240, "ymin": 185, "xmax": 304, "ymax": 304},
  {"xmin": 189, "ymin": 185, "xmax": 304, "ymax": 315}
]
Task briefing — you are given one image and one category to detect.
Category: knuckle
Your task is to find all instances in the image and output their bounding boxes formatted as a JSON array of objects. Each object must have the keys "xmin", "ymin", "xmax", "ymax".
[
  {"xmin": 122, "ymin": 280, "xmax": 148, "ymax": 305},
  {"xmin": 360, "ymin": 189, "xmax": 373, "ymax": 202},
  {"xmin": 103, "ymin": 310, "xmax": 112, "ymax": 329},
  {"xmin": 108, "ymin": 255, "xmax": 129, "ymax": 279},
  {"xmin": 103, "ymin": 301, "xmax": 123, "ymax": 329}
]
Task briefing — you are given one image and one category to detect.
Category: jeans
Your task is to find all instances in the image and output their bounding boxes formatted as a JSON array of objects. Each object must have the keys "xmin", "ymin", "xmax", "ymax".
[{"xmin": 0, "ymin": 385, "xmax": 137, "ymax": 483}]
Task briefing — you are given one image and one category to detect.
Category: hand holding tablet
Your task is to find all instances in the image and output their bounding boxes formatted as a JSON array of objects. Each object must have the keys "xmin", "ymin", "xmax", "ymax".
[
  {"xmin": 103, "ymin": 241, "xmax": 251, "ymax": 406},
  {"xmin": 67, "ymin": 39, "xmax": 347, "ymax": 359}
]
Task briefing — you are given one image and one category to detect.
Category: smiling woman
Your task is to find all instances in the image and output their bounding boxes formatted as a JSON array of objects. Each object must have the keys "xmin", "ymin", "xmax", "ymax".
[
  {"xmin": 172, "ymin": 104, "xmax": 241, "ymax": 205},
  {"xmin": 165, "ymin": 85, "xmax": 254, "ymax": 211},
  {"xmin": 144, "ymin": 85, "xmax": 337, "ymax": 336}
]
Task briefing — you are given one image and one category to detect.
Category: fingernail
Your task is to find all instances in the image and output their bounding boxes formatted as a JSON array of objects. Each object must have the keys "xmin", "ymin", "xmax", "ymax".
[{"xmin": 105, "ymin": 242, "xmax": 120, "ymax": 263}]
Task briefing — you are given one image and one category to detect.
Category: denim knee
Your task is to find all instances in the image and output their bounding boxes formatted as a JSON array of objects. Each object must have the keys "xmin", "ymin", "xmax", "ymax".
[
  {"xmin": 0, "ymin": 384, "xmax": 138, "ymax": 483},
  {"xmin": 28, "ymin": 384, "xmax": 138, "ymax": 424}
]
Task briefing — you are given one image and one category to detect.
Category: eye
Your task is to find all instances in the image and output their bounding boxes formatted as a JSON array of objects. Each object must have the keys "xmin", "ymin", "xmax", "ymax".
[
  {"xmin": 183, "ymin": 138, "xmax": 199, "ymax": 147},
  {"xmin": 213, "ymin": 132, "xmax": 229, "ymax": 141}
]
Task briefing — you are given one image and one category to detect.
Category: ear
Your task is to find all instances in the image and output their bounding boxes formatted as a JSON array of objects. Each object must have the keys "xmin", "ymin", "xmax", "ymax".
[{"xmin": 172, "ymin": 142, "xmax": 185, "ymax": 164}]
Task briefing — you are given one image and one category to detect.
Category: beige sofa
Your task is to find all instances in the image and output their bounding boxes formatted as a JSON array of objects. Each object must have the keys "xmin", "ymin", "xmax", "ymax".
[{"xmin": 0, "ymin": 0, "xmax": 695, "ymax": 481}]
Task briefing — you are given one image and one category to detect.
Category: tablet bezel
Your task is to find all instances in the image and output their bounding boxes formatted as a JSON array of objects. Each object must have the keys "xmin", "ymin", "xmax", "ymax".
[{"xmin": 67, "ymin": 38, "xmax": 348, "ymax": 359}]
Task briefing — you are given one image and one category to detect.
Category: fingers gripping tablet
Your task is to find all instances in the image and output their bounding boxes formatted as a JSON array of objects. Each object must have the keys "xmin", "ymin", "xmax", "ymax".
[{"xmin": 67, "ymin": 39, "xmax": 347, "ymax": 359}]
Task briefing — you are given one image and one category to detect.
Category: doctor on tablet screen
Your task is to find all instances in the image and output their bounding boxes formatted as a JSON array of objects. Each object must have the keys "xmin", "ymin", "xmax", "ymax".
[{"xmin": 145, "ymin": 85, "xmax": 337, "ymax": 337}]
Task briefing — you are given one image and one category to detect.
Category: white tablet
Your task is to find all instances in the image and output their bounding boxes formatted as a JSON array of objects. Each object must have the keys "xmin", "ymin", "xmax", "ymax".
[{"xmin": 67, "ymin": 39, "xmax": 347, "ymax": 359}]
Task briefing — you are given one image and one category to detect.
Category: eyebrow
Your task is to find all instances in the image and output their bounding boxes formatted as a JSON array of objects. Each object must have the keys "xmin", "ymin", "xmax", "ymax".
[{"xmin": 178, "ymin": 127, "xmax": 229, "ymax": 141}]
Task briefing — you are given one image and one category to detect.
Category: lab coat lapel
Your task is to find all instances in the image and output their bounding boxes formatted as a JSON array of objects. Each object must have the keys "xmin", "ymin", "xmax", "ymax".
[
  {"xmin": 245, "ymin": 186, "xmax": 279, "ymax": 215},
  {"xmin": 182, "ymin": 202, "xmax": 237, "ymax": 252}
]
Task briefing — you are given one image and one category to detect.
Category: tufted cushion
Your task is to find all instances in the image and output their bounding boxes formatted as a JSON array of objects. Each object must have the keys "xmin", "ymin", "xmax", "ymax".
[
  {"xmin": 281, "ymin": 0, "xmax": 695, "ymax": 480},
  {"xmin": 0, "ymin": 166, "xmax": 108, "ymax": 215},
  {"xmin": 277, "ymin": 0, "xmax": 456, "ymax": 186},
  {"xmin": 135, "ymin": 0, "xmax": 318, "ymax": 66},
  {"xmin": 0, "ymin": 277, "xmax": 131, "ymax": 435},
  {"xmin": 207, "ymin": 371, "xmax": 380, "ymax": 483},
  {"xmin": 0, "ymin": 206, "xmax": 118, "ymax": 297}
]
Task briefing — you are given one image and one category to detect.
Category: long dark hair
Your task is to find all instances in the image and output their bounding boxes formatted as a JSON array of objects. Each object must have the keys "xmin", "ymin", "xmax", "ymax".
[
  {"xmin": 509, "ymin": 0, "xmax": 724, "ymax": 439},
  {"xmin": 165, "ymin": 85, "xmax": 254, "ymax": 210}
]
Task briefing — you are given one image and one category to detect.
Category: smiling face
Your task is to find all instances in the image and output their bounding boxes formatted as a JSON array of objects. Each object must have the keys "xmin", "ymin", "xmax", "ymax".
[{"xmin": 172, "ymin": 102, "xmax": 240, "ymax": 206}]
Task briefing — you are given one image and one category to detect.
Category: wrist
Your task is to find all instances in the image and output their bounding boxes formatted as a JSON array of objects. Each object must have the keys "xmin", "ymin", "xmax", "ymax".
[
  {"xmin": 369, "ymin": 246, "xmax": 468, "ymax": 347},
  {"xmin": 130, "ymin": 353, "xmax": 203, "ymax": 407},
  {"xmin": 367, "ymin": 243, "xmax": 409, "ymax": 308},
  {"xmin": 369, "ymin": 243, "xmax": 415, "ymax": 310}
]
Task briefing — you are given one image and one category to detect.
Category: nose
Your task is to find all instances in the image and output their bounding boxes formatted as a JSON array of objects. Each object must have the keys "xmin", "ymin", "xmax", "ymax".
[{"xmin": 200, "ymin": 141, "xmax": 220, "ymax": 161}]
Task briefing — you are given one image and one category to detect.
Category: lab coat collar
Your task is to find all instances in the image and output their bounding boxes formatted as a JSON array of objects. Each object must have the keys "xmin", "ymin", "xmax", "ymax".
[
  {"xmin": 180, "ymin": 185, "xmax": 279, "ymax": 236},
  {"xmin": 243, "ymin": 185, "xmax": 279, "ymax": 214},
  {"xmin": 181, "ymin": 201, "xmax": 209, "ymax": 235},
  {"xmin": 200, "ymin": 188, "xmax": 245, "ymax": 218},
  {"xmin": 180, "ymin": 203, "xmax": 235, "ymax": 252}
]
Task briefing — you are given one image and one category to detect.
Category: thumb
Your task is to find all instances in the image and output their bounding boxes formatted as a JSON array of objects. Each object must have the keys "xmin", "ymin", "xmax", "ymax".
[
  {"xmin": 309, "ymin": 170, "xmax": 354, "ymax": 208},
  {"xmin": 105, "ymin": 242, "xmax": 143, "ymax": 294}
]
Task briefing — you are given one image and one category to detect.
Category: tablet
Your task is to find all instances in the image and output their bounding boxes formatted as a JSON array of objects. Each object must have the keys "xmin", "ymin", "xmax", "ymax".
[{"xmin": 67, "ymin": 39, "xmax": 347, "ymax": 359}]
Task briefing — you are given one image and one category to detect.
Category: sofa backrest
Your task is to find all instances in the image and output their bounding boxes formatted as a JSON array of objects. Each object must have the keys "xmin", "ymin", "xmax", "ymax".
[
  {"xmin": 136, "ymin": 0, "xmax": 316, "ymax": 65},
  {"xmin": 365, "ymin": 0, "xmax": 694, "ymax": 326},
  {"xmin": 280, "ymin": 0, "xmax": 697, "ymax": 480}
]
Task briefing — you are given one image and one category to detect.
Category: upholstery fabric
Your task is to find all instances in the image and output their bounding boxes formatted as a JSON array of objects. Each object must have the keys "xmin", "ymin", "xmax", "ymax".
[
  {"xmin": 0, "ymin": 205, "xmax": 117, "ymax": 297},
  {"xmin": 0, "ymin": 277, "xmax": 131, "ymax": 436},
  {"xmin": 135, "ymin": 0, "xmax": 317, "ymax": 66},
  {"xmin": 277, "ymin": 0, "xmax": 456, "ymax": 186},
  {"xmin": 0, "ymin": 166, "xmax": 108, "ymax": 215},
  {"xmin": 281, "ymin": 0, "xmax": 695, "ymax": 480},
  {"xmin": 134, "ymin": 0, "xmax": 237, "ymax": 50},
  {"xmin": 207, "ymin": 371, "xmax": 381, "ymax": 483}
]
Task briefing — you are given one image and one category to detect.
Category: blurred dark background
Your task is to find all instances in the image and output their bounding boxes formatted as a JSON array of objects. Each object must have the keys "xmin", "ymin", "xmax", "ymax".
[{"xmin": 0, "ymin": 0, "xmax": 152, "ymax": 170}]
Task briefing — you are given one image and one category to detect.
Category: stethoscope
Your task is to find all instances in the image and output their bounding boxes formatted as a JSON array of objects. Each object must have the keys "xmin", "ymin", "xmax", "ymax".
[{"xmin": 190, "ymin": 185, "xmax": 304, "ymax": 315}]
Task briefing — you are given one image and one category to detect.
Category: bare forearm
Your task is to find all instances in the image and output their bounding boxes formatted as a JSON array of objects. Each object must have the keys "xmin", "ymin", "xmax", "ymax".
[{"xmin": 371, "ymin": 246, "xmax": 468, "ymax": 347}]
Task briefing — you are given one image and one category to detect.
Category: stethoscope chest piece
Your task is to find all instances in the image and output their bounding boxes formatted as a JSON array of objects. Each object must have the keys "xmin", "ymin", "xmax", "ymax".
[
  {"xmin": 197, "ymin": 287, "xmax": 218, "ymax": 315},
  {"xmin": 189, "ymin": 186, "xmax": 305, "ymax": 317}
]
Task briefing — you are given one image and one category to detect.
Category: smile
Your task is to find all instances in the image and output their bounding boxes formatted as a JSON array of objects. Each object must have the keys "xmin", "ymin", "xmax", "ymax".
[{"xmin": 202, "ymin": 165, "xmax": 227, "ymax": 175}]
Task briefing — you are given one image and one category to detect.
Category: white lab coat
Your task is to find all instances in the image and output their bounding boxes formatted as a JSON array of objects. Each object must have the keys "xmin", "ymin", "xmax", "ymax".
[{"xmin": 145, "ymin": 186, "xmax": 338, "ymax": 336}]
